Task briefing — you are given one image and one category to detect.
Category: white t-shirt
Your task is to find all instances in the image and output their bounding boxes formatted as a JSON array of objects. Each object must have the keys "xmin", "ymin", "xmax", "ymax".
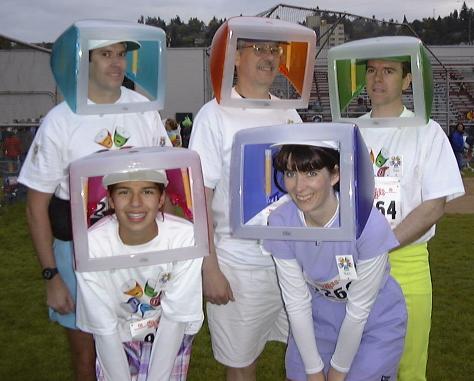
[
  {"xmin": 19, "ymin": 87, "xmax": 170, "ymax": 199},
  {"xmin": 360, "ymin": 108, "xmax": 465, "ymax": 244},
  {"xmin": 189, "ymin": 88, "xmax": 302, "ymax": 268},
  {"xmin": 76, "ymin": 213, "xmax": 203, "ymax": 342}
]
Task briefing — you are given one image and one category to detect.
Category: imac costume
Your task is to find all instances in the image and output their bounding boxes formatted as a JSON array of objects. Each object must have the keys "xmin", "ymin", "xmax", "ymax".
[
  {"xmin": 188, "ymin": 16, "xmax": 315, "ymax": 367},
  {"xmin": 77, "ymin": 214, "xmax": 203, "ymax": 381},
  {"xmin": 18, "ymin": 19, "xmax": 170, "ymax": 329},
  {"xmin": 328, "ymin": 36, "xmax": 465, "ymax": 381},
  {"xmin": 72, "ymin": 149, "xmax": 208, "ymax": 380},
  {"xmin": 230, "ymin": 123, "xmax": 407, "ymax": 380}
]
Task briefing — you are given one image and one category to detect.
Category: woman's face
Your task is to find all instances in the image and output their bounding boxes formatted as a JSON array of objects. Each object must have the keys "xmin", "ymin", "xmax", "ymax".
[{"xmin": 283, "ymin": 165, "xmax": 340, "ymax": 219}]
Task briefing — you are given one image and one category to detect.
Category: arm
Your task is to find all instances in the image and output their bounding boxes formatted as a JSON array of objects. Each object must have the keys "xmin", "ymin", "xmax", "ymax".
[
  {"xmin": 393, "ymin": 123, "xmax": 463, "ymax": 249},
  {"xmin": 146, "ymin": 254, "xmax": 201, "ymax": 379},
  {"xmin": 202, "ymin": 187, "xmax": 234, "ymax": 304},
  {"xmin": 273, "ymin": 258, "xmax": 325, "ymax": 378},
  {"xmin": 392, "ymin": 196, "xmax": 446, "ymax": 249},
  {"xmin": 187, "ymin": 105, "xmax": 232, "ymax": 304},
  {"xmin": 94, "ymin": 334, "xmax": 131, "ymax": 381},
  {"xmin": 330, "ymin": 255, "xmax": 388, "ymax": 377},
  {"xmin": 76, "ymin": 264, "xmax": 132, "ymax": 380},
  {"xmin": 147, "ymin": 316, "xmax": 186, "ymax": 380},
  {"xmin": 26, "ymin": 188, "xmax": 74, "ymax": 314}
]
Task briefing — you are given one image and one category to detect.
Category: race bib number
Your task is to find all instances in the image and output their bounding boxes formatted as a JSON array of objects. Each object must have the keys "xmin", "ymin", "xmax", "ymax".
[
  {"xmin": 129, "ymin": 314, "xmax": 160, "ymax": 342},
  {"xmin": 374, "ymin": 177, "xmax": 402, "ymax": 228},
  {"xmin": 304, "ymin": 273, "xmax": 352, "ymax": 302}
]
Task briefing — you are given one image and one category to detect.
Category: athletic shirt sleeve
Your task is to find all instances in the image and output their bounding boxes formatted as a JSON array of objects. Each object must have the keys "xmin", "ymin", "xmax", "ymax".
[
  {"xmin": 94, "ymin": 334, "xmax": 131, "ymax": 381},
  {"xmin": 147, "ymin": 316, "xmax": 186, "ymax": 380},
  {"xmin": 76, "ymin": 220, "xmax": 123, "ymax": 336},
  {"xmin": 160, "ymin": 257, "xmax": 204, "ymax": 334},
  {"xmin": 273, "ymin": 257, "xmax": 325, "ymax": 374},
  {"xmin": 327, "ymin": 209, "xmax": 397, "ymax": 371},
  {"xmin": 76, "ymin": 269, "xmax": 119, "ymax": 336},
  {"xmin": 330, "ymin": 254, "xmax": 389, "ymax": 372},
  {"xmin": 420, "ymin": 122, "xmax": 464, "ymax": 202},
  {"xmin": 188, "ymin": 101, "xmax": 223, "ymax": 189},
  {"xmin": 18, "ymin": 106, "xmax": 69, "ymax": 193},
  {"xmin": 159, "ymin": 217, "xmax": 204, "ymax": 333}
]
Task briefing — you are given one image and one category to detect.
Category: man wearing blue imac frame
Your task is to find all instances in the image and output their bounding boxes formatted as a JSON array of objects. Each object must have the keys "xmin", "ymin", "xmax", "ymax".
[{"xmin": 18, "ymin": 21, "xmax": 170, "ymax": 380}]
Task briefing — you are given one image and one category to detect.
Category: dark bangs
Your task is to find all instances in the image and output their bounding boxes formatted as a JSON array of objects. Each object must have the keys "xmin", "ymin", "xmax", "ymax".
[{"xmin": 273, "ymin": 145, "xmax": 339, "ymax": 173}]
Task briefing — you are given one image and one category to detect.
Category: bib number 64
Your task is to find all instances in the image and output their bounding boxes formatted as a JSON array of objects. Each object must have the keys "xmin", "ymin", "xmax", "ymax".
[{"xmin": 376, "ymin": 200, "xmax": 397, "ymax": 220}]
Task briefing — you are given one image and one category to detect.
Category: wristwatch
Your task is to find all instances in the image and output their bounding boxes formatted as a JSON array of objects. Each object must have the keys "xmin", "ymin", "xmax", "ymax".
[{"xmin": 42, "ymin": 267, "xmax": 59, "ymax": 280}]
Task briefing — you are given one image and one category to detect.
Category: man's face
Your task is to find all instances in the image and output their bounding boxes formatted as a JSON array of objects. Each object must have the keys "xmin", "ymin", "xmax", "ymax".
[
  {"xmin": 89, "ymin": 42, "xmax": 127, "ymax": 98},
  {"xmin": 235, "ymin": 41, "xmax": 281, "ymax": 94},
  {"xmin": 365, "ymin": 59, "xmax": 412, "ymax": 114}
]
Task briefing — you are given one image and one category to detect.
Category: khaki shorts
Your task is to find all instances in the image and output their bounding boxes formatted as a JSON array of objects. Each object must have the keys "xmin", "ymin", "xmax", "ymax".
[{"xmin": 207, "ymin": 262, "xmax": 288, "ymax": 368}]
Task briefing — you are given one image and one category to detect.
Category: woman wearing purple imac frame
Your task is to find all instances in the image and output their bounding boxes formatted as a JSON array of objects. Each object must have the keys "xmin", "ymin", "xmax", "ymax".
[{"xmin": 263, "ymin": 143, "xmax": 407, "ymax": 381}]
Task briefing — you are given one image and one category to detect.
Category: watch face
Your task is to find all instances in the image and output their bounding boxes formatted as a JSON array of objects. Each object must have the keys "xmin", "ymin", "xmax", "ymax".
[{"xmin": 42, "ymin": 268, "xmax": 58, "ymax": 280}]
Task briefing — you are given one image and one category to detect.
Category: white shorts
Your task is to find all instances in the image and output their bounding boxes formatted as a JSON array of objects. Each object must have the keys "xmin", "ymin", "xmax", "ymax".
[{"xmin": 207, "ymin": 261, "xmax": 288, "ymax": 368}]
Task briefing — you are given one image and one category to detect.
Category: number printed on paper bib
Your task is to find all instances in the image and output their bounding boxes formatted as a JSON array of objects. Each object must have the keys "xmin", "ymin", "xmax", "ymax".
[
  {"xmin": 374, "ymin": 177, "xmax": 402, "ymax": 228},
  {"xmin": 304, "ymin": 273, "xmax": 352, "ymax": 302}
]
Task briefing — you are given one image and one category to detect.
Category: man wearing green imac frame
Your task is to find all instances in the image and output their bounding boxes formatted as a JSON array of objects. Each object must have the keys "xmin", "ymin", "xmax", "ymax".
[{"xmin": 358, "ymin": 54, "xmax": 464, "ymax": 381}]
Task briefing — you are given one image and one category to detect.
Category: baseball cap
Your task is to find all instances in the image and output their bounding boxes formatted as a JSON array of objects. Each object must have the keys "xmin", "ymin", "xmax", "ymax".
[
  {"xmin": 88, "ymin": 39, "xmax": 141, "ymax": 51},
  {"xmin": 102, "ymin": 169, "xmax": 169, "ymax": 188}
]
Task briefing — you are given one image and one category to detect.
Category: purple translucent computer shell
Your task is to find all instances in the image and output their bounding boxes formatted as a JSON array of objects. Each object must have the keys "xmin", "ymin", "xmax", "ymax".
[{"xmin": 229, "ymin": 123, "xmax": 374, "ymax": 241}]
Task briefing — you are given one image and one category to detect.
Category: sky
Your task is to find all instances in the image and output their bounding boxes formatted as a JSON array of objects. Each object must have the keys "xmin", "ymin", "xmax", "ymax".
[{"xmin": 1, "ymin": 0, "xmax": 469, "ymax": 43}]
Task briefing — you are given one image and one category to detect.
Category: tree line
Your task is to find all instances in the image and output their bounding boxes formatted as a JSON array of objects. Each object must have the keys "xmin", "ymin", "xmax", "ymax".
[
  {"xmin": 136, "ymin": 2, "xmax": 474, "ymax": 47},
  {"xmin": 1, "ymin": 3, "xmax": 473, "ymax": 49}
]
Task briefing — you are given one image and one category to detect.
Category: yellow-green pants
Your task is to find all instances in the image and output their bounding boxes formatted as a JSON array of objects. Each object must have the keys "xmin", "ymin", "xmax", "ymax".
[{"xmin": 389, "ymin": 243, "xmax": 432, "ymax": 381}]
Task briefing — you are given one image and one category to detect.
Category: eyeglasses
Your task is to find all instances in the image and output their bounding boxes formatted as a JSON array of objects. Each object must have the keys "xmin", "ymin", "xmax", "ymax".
[{"xmin": 240, "ymin": 44, "xmax": 284, "ymax": 57}]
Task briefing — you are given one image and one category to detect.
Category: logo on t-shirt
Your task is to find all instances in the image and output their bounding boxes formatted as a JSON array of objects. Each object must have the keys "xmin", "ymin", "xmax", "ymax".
[
  {"xmin": 369, "ymin": 148, "xmax": 403, "ymax": 177},
  {"xmin": 94, "ymin": 126, "xmax": 131, "ymax": 149},
  {"xmin": 120, "ymin": 273, "xmax": 171, "ymax": 318}
]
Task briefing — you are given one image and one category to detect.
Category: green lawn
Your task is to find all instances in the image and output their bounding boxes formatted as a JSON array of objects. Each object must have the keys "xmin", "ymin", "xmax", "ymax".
[{"xmin": 0, "ymin": 202, "xmax": 472, "ymax": 380}]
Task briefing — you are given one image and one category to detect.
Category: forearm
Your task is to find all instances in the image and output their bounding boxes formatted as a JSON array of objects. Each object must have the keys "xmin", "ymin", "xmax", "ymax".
[
  {"xmin": 332, "ymin": 256, "xmax": 387, "ymax": 372},
  {"xmin": 27, "ymin": 188, "xmax": 75, "ymax": 313},
  {"xmin": 203, "ymin": 187, "xmax": 217, "ymax": 265},
  {"xmin": 393, "ymin": 197, "xmax": 446, "ymax": 248},
  {"xmin": 202, "ymin": 186, "xmax": 221, "ymax": 272},
  {"xmin": 147, "ymin": 316, "xmax": 186, "ymax": 380},
  {"xmin": 331, "ymin": 314, "xmax": 364, "ymax": 373},
  {"xmin": 25, "ymin": 189, "xmax": 55, "ymax": 268},
  {"xmin": 201, "ymin": 187, "xmax": 234, "ymax": 303},
  {"xmin": 95, "ymin": 334, "xmax": 131, "ymax": 381},
  {"xmin": 274, "ymin": 258, "xmax": 324, "ymax": 374}
]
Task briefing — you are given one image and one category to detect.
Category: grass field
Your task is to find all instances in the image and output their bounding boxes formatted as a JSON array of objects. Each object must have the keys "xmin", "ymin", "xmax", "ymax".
[{"xmin": 0, "ymin": 201, "xmax": 472, "ymax": 380}]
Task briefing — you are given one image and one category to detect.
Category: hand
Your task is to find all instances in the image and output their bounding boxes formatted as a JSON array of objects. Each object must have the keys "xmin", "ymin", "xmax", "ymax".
[
  {"xmin": 307, "ymin": 371, "xmax": 326, "ymax": 381},
  {"xmin": 202, "ymin": 259, "xmax": 234, "ymax": 305},
  {"xmin": 327, "ymin": 367, "xmax": 346, "ymax": 381},
  {"xmin": 46, "ymin": 275, "xmax": 75, "ymax": 314}
]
